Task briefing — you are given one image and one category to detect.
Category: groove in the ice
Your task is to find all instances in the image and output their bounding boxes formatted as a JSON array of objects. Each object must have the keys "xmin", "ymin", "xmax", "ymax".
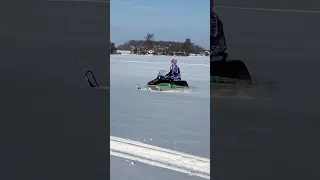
[{"xmin": 110, "ymin": 136, "xmax": 210, "ymax": 179}]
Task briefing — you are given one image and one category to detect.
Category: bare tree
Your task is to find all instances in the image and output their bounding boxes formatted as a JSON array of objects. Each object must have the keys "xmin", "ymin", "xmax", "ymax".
[
  {"xmin": 144, "ymin": 33, "xmax": 154, "ymax": 50},
  {"xmin": 183, "ymin": 38, "xmax": 192, "ymax": 55}
]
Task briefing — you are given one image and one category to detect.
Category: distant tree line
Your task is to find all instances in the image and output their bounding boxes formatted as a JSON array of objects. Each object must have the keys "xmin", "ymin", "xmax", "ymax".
[{"xmin": 114, "ymin": 33, "xmax": 207, "ymax": 56}]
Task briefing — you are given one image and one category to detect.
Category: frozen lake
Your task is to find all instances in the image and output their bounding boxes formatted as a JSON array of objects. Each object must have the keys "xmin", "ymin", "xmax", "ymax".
[{"xmin": 110, "ymin": 55, "xmax": 210, "ymax": 179}]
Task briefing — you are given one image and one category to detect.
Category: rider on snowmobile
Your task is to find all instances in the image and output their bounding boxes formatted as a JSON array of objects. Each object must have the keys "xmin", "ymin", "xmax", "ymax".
[
  {"xmin": 166, "ymin": 59, "xmax": 181, "ymax": 81},
  {"xmin": 211, "ymin": 10, "xmax": 228, "ymax": 62}
]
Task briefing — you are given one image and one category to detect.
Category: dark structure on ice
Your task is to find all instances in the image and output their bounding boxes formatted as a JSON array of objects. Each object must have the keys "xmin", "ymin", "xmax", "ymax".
[{"xmin": 110, "ymin": 42, "xmax": 117, "ymax": 54}]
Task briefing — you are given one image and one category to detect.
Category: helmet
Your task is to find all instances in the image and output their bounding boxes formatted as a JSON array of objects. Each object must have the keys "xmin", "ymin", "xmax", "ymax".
[{"xmin": 171, "ymin": 59, "xmax": 177, "ymax": 64}]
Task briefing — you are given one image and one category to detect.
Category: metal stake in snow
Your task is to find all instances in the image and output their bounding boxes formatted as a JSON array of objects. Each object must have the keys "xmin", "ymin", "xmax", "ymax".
[{"xmin": 85, "ymin": 70, "xmax": 100, "ymax": 88}]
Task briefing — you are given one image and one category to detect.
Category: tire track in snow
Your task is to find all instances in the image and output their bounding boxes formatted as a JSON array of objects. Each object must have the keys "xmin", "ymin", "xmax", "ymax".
[{"xmin": 110, "ymin": 136, "xmax": 210, "ymax": 179}]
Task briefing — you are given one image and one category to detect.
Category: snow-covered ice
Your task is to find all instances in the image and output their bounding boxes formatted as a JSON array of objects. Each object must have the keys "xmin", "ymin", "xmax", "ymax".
[
  {"xmin": 110, "ymin": 136, "xmax": 210, "ymax": 179},
  {"xmin": 111, "ymin": 156, "xmax": 205, "ymax": 180},
  {"xmin": 110, "ymin": 55, "xmax": 210, "ymax": 179}
]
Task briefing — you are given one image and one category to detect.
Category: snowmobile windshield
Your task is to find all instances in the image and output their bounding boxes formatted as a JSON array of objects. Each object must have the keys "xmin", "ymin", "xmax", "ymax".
[{"xmin": 157, "ymin": 70, "xmax": 167, "ymax": 77}]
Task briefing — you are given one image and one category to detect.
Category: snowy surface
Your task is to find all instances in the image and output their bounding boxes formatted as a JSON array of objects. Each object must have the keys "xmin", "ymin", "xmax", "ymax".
[
  {"xmin": 111, "ymin": 156, "xmax": 204, "ymax": 180},
  {"xmin": 110, "ymin": 136, "xmax": 210, "ymax": 179},
  {"xmin": 110, "ymin": 55, "xmax": 210, "ymax": 179}
]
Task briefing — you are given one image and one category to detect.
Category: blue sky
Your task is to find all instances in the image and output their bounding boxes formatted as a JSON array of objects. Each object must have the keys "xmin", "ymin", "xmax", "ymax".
[{"xmin": 111, "ymin": 0, "xmax": 209, "ymax": 49}]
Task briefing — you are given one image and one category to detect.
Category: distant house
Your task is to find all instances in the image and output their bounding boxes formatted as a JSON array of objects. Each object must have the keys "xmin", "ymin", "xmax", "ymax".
[{"xmin": 173, "ymin": 52, "xmax": 186, "ymax": 56}]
